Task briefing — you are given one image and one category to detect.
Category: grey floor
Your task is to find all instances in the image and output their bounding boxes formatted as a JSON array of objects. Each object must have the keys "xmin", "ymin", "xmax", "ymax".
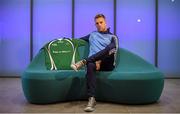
[{"xmin": 0, "ymin": 78, "xmax": 180, "ymax": 113}]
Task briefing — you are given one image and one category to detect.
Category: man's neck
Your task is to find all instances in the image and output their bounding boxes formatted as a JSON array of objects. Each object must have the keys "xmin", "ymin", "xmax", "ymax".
[{"xmin": 98, "ymin": 28, "xmax": 110, "ymax": 34}]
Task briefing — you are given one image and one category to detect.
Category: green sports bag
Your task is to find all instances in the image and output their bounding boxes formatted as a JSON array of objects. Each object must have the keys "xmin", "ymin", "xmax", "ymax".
[{"xmin": 43, "ymin": 38, "xmax": 86, "ymax": 70}]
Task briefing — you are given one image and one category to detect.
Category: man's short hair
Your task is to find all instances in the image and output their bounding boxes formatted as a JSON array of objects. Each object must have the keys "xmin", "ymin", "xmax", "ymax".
[{"xmin": 94, "ymin": 14, "xmax": 106, "ymax": 20}]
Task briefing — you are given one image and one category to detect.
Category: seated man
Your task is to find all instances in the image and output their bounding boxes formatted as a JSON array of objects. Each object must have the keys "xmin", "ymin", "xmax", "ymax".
[{"xmin": 71, "ymin": 14, "xmax": 118, "ymax": 112}]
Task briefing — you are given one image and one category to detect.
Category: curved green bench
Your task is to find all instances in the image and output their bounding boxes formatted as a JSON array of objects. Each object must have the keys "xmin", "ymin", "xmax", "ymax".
[{"xmin": 21, "ymin": 45, "xmax": 164, "ymax": 104}]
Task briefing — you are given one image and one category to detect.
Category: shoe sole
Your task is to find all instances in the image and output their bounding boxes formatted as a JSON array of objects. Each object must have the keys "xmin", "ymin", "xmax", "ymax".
[{"xmin": 84, "ymin": 107, "xmax": 95, "ymax": 112}]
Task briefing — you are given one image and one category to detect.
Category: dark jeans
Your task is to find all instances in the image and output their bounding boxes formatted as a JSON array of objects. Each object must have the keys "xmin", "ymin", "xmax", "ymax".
[{"xmin": 85, "ymin": 47, "xmax": 115, "ymax": 97}]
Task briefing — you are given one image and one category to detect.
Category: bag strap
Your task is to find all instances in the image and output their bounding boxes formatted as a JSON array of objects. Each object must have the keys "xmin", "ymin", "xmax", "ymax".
[
  {"xmin": 62, "ymin": 38, "xmax": 76, "ymax": 65},
  {"xmin": 47, "ymin": 39, "xmax": 59, "ymax": 70}
]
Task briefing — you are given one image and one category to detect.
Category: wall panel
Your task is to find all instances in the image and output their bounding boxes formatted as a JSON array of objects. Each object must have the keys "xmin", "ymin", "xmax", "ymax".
[
  {"xmin": 74, "ymin": 0, "xmax": 114, "ymax": 38},
  {"xmin": 117, "ymin": 0, "xmax": 156, "ymax": 65},
  {"xmin": 158, "ymin": 0, "xmax": 180, "ymax": 77},
  {"xmin": 0, "ymin": 0, "xmax": 30, "ymax": 76},
  {"xmin": 33, "ymin": 0, "xmax": 72, "ymax": 55}
]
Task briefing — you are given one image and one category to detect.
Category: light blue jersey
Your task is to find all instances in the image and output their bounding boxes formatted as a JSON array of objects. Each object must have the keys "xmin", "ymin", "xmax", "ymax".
[{"xmin": 88, "ymin": 31, "xmax": 113, "ymax": 57}]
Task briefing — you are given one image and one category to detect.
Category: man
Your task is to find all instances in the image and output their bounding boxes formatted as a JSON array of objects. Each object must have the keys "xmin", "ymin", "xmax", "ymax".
[{"xmin": 71, "ymin": 14, "xmax": 118, "ymax": 112}]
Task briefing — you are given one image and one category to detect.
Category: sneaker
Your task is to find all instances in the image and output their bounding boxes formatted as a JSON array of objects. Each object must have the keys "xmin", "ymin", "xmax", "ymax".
[
  {"xmin": 84, "ymin": 97, "xmax": 96, "ymax": 112},
  {"xmin": 71, "ymin": 59, "xmax": 86, "ymax": 72}
]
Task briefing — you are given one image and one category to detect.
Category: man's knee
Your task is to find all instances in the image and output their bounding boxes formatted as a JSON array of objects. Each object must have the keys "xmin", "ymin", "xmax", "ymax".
[{"xmin": 87, "ymin": 62, "xmax": 96, "ymax": 71}]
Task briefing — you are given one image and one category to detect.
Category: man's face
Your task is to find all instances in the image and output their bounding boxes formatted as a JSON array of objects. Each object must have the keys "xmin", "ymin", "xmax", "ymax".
[{"xmin": 95, "ymin": 17, "xmax": 107, "ymax": 32}]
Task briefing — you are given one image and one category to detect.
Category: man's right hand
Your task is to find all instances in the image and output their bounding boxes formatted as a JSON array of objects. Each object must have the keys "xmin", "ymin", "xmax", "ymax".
[{"xmin": 95, "ymin": 60, "xmax": 101, "ymax": 71}]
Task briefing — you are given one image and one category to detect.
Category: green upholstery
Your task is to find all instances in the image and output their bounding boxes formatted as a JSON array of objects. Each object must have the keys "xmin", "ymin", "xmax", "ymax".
[{"xmin": 21, "ymin": 44, "xmax": 164, "ymax": 104}]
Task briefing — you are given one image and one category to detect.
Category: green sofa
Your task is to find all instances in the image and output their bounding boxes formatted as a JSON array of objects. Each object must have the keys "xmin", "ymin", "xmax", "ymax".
[{"xmin": 21, "ymin": 44, "xmax": 164, "ymax": 104}]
